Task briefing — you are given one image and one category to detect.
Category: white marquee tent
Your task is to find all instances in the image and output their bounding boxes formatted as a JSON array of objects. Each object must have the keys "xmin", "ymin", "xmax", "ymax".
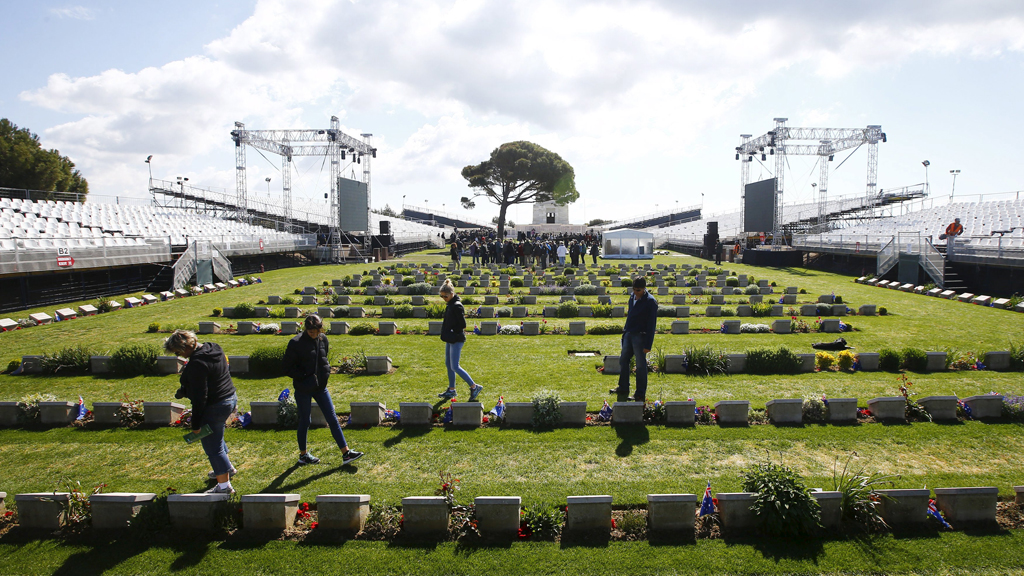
[{"xmin": 602, "ymin": 229, "xmax": 654, "ymax": 259}]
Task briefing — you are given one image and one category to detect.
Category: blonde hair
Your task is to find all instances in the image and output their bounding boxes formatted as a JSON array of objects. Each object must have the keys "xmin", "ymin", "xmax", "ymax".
[
  {"xmin": 164, "ymin": 329, "xmax": 198, "ymax": 357},
  {"xmin": 439, "ymin": 278, "xmax": 455, "ymax": 295}
]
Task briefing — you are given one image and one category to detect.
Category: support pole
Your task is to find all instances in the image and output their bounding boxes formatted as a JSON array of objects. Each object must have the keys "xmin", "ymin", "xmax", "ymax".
[
  {"xmin": 281, "ymin": 139, "xmax": 292, "ymax": 233},
  {"xmin": 233, "ymin": 121, "xmax": 248, "ymax": 223},
  {"xmin": 739, "ymin": 134, "xmax": 751, "ymax": 238},
  {"xmin": 772, "ymin": 118, "xmax": 787, "ymax": 246}
]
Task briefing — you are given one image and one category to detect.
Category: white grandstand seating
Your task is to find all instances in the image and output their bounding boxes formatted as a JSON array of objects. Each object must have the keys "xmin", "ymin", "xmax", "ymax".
[
  {"xmin": 0, "ymin": 198, "xmax": 307, "ymax": 248},
  {"xmin": 814, "ymin": 199, "xmax": 1024, "ymax": 242}
]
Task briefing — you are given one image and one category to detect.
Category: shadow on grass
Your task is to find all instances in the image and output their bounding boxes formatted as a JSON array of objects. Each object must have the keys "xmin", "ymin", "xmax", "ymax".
[
  {"xmin": 453, "ymin": 535, "xmax": 514, "ymax": 556},
  {"xmin": 745, "ymin": 535, "xmax": 826, "ymax": 562},
  {"xmin": 614, "ymin": 424, "xmax": 650, "ymax": 457},
  {"xmin": 383, "ymin": 425, "xmax": 432, "ymax": 448},
  {"xmin": 259, "ymin": 462, "xmax": 355, "ymax": 494},
  {"xmin": 648, "ymin": 531, "xmax": 697, "ymax": 546},
  {"xmin": 43, "ymin": 531, "xmax": 213, "ymax": 576},
  {"xmin": 560, "ymin": 529, "xmax": 610, "ymax": 549}
]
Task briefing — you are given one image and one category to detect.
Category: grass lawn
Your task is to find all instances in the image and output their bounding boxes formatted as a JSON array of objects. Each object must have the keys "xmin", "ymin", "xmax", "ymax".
[{"xmin": 1, "ymin": 249, "xmax": 1023, "ymax": 574}]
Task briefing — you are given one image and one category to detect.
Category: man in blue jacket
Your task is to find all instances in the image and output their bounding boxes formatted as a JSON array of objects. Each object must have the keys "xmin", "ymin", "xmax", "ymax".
[{"xmin": 610, "ymin": 276, "xmax": 658, "ymax": 402}]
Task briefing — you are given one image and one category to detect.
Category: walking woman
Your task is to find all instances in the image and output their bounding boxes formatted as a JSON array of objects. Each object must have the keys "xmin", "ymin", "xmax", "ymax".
[
  {"xmin": 282, "ymin": 315, "xmax": 364, "ymax": 466},
  {"xmin": 165, "ymin": 329, "xmax": 238, "ymax": 494},
  {"xmin": 437, "ymin": 279, "xmax": 483, "ymax": 401}
]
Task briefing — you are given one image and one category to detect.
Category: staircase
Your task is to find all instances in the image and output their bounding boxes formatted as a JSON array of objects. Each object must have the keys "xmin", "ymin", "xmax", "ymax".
[{"xmin": 934, "ymin": 245, "xmax": 968, "ymax": 291}]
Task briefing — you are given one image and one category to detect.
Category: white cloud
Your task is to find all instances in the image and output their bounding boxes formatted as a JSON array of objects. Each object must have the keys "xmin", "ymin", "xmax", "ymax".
[
  {"xmin": 49, "ymin": 6, "xmax": 95, "ymax": 20},
  {"xmin": 18, "ymin": 0, "xmax": 1024, "ymax": 211}
]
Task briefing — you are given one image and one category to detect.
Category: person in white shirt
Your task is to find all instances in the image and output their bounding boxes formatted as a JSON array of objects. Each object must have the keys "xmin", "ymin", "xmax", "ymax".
[{"xmin": 556, "ymin": 241, "xmax": 567, "ymax": 266}]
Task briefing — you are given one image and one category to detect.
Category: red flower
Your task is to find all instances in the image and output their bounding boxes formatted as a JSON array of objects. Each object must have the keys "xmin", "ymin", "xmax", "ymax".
[
  {"xmin": 4, "ymin": 511, "xmax": 12, "ymax": 517},
  {"xmin": 611, "ymin": 518, "xmax": 617, "ymax": 529},
  {"xmin": 309, "ymin": 522, "xmax": 319, "ymax": 530}
]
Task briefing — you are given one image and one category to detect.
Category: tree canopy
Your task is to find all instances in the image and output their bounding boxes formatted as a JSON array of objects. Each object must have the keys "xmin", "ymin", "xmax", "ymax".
[
  {"xmin": 0, "ymin": 118, "xmax": 89, "ymax": 197},
  {"xmin": 461, "ymin": 141, "xmax": 578, "ymax": 237}
]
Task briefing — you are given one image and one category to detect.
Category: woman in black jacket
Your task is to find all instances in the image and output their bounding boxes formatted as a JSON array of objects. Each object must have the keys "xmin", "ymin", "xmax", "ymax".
[
  {"xmin": 165, "ymin": 329, "xmax": 238, "ymax": 494},
  {"xmin": 438, "ymin": 279, "xmax": 482, "ymax": 402},
  {"xmin": 282, "ymin": 315, "xmax": 364, "ymax": 467}
]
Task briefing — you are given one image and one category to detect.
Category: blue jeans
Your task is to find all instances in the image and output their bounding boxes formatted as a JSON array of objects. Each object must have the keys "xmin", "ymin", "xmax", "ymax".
[
  {"xmin": 559, "ymin": 256, "xmax": 566, "ymax": 266},
  {"xmin": 445, "ymin": 341, "xmax": 476, "ymax": 390},
  {"xmin": 296, "ymin": 387, "xmax": 347, "ymax": 453},
  {"xmin": 200, "ymin": 394, "xmax": 237, "ymax": 476},
  {"xmin": 617, "ymin": 332, "xmax": 648, "ymax": 399}
]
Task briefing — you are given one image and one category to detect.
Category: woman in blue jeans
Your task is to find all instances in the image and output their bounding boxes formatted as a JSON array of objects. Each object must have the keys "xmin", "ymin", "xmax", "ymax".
[
  {"xmin": 166, "ymin": 330, "xmax": 238, "ymax": 494},
  {"xmin": 437, "ymin": 279, "xmax": 483, "ymax": 401},
  {"xmin": 282, "ymin": 315, "xmax": 364, "ymax": 466}
]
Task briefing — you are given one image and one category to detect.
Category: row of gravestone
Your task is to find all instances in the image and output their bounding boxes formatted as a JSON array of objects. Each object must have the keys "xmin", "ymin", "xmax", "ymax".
[
  {"xmin": 603, "ymin": 350, "xmax": 1015, "ymax": 374},
  {"xmin": 862, "ymin": 277, "xmax": 1024, "ymax": 312},
  {"xmin": 1, "ymin": 394, "xmax": 1006, "ymax": 430},
  {"xmin": 0, "ymin": 279, "xmax": 254, "ymax": 331},
  {"xmin": 6, "ymin": 485, "xmax": 1022, "ymax": 533}
]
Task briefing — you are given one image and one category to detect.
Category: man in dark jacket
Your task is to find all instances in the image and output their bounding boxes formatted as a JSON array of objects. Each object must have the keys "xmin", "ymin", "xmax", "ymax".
[
  {"xmin": 282, "ymin": 315, "xmax": 364, "ymax": 466},
  {"xmin": 609, "ymin": 276, "xmax": 659, "ymax": 402}
]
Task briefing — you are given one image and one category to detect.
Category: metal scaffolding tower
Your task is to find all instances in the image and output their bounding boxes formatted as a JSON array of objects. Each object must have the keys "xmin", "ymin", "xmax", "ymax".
[
  {"xmin": 736, "ymin": 121, "xmax": 885, "ymax": 245},
  {"xmin": 230, "ymin": 116, "xmax": 376, "ymax": 246}
]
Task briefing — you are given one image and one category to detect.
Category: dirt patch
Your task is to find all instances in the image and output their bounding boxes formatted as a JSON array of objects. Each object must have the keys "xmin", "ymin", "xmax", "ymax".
[{"xmin": 997, "ymin": 502, "xmax": 1024, "ymax": 531}]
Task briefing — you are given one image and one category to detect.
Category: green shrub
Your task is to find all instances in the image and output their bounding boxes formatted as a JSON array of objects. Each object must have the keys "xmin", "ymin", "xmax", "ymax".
[
  {"xmin": 1010, "ymin": 339, "xmax": 1024, "ymax": 371},
  {"xmin": 360, "ymin": 277, "xmax": 373, "ymax": 287},
  {"xmin": 349, "ymin": 323, "xmax": 377, "ymax": 336},
  {"xmin": 720, "ymin": 308, "xmax": 735, "ymax": 317},
  {"xmin": 830, "ymin": 454, "xmax": 898, "ymax": 532},
  {"xmin": 751, "ymin": 302, "xmax": 773, "ymax": 317},
  {"xmin": 496, "ymin": 307, "xmax": 512, "ymax": 318},
  {"xmin": 393, "ymin": 304, "xmax": 414, "ymax": 318},
  {"xmin": 803, "ymin": 398, "xmax": 826, "ymax": 423},
  {"xmin": 816, "ymin": 303, "xmax": 834, "ymax": 316},
  {"xmin": 726, "ymin": 276, "xmax": 739, "ymax": 286},
  {"xmin": 684, "ymin": 344, "xmax": 727, "ymax": 376},
  {"xmin": 901, "ymin": 347, "xmax": 928, "ymax": 372},
  {"xmin": 249, "ymin": 345, "xmax": 287, "ymax": 377},
  {"xmin": 510, "ymin": 277, "xmax": 524, "ymax": 288},
  {"xmin": 745, "ymin": 286, "xmax": 759, "ymax": 295},
  {"xmin": 333, "ymin": 306, "xmax": 349, "ymax": 317},
  {"xmin": 407, "ymin": 282, "xmax": 432, "ymax": 295},
  {"xmin": 147, "ymin": 322, "xmax": 161, "ymax": 333},
  {"xmin": 878, "ymin": 306, "xmax": 888, "ymax": 316},
  {"xmin": 557, "ymin": 301, "xmax": 579, "ymax": 318},
  {"xmin": 6, "ymin": 359, "xmax": 21, "ymax": 373},
  {"xmin": 212, "ymin": 308, "xmax": 222, "ymax": 317},
  {"xmin": 588, "ymin": 325, "xmax": 622, "ymax": 335},
  {"xmin": 234, "ymin": 302, "xmax": 256, "ymax": 318},
  {"xmin": 834, "ymin": 295, "xmax": 843, "ymax": 304},
  {"xmin": 402, "ymin": 277, "xmax": 416, "ymax": 286},
  {"xmin": 742, "ymin": 458, "xmax": 821, "ymax": 537},
  {"xmin": 109, "ymin": 343, "xmax": 160, "ymax": 376},
  {"xmin": 522, "ymin": 505, "xmax": 564, "ymax": 540},
  {"xmin": 745, "ymin": 346, "xmax": 801, "ymax": 375},
  {"xmin": 532, "ymin": 390, "xmax": 562, "ymax": 428},
  {"xmin": 656, "ymin": 305, "xmax": 676, "ymax": 317},
  {"xmin": 621, "ymin": 277, "xmax": 634, "ymax": 289},
  {"xmin": 591, "ymin": 304, "xmax": 612, "ymax": 318},
  {"xmin": 878, "ymin": 348, "xmax": 901, "ymax": 372},
  {"xmin": 426, "ymin": 302, "xmax": 446, "ymax": 319},
  {"xmin": 574, "ymin": 284, "xmax": 598, "ymax": 296},
  {"xmin": 18, "ymin": 393, "xmax": 58, "ymax": 424},
  {"xmin": 40, "ymin": 345, "xmax": 93, "ymax": 374},
  {"xmin": 93, "ymin": 298, "xmax": 113, "ymax": 313}
]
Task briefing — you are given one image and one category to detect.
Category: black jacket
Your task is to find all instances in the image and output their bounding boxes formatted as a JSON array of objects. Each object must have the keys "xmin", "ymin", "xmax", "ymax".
[
  {"xmin": 282, "ymin": 331, "xmax": 330, "ymax": 393},
  {"xmin": 622, "ymin": 290, "xmax": 659, "ymax": 351},
  {"xmin": 440, "ymin": 295, "xmax": 467, "ymax": 343},
  {"xmin": 177, "ymin": 342, "xmax": 235, "ymax": 425}
]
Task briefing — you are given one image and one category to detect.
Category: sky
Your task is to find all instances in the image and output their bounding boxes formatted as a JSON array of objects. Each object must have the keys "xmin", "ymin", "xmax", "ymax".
[{"xmin": 3, "ymin": 0, "xmax": 1024, "ymax": 226}]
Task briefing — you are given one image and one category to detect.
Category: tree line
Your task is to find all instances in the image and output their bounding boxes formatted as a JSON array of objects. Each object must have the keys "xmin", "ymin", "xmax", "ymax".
[{"xmin": 0, "ymin": 118, "xmax": 89, "ymax": 196}]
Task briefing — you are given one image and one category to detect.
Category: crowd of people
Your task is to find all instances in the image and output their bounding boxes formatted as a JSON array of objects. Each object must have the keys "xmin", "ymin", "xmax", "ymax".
[{"xmin": 445, "ymin": 231, "xmax": 602, "ymax": 269}]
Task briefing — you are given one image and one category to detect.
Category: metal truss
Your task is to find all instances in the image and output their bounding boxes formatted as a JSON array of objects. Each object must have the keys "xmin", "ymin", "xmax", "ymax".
[
  {"xmin": 230, "ymin": 116, "xmax": 376, "ymax": 246},
  {"xmin": 737, "ymin": 121, "xmax": 885, "ymax": 245}
]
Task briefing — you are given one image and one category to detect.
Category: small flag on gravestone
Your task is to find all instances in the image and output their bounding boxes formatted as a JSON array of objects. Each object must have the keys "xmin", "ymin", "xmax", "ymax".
[
  {"xmin": 76, "ymin": 396, "xmax": 87, "ymax": 420},
  {"xmin": 278, "ymin": 389, "xmax": 290, "ymax": 402},
  {"xmin": 238, "ymin": 412, "xmax": 252, "ymax": 427},
  {"xmin": 385, "ymin": 409, "xmax": 400, "ymax": 422},
  {"xmin": 442, "ymin": 405, "xmax": 453, "ymax": 424},
  {"xmin": 928, "ymin": 499, "xmax": 953, "ymax": 530},
  {"xmin": 489, "ymin": 396, "xmax": 505, "ymax": 419},
  {"xmin": 699, "ymin": 481, "xmax": 716, "ymax": 516},
  {"xmin": 597, "ymin": 401, "xmax": 612, "ymax": 422}
]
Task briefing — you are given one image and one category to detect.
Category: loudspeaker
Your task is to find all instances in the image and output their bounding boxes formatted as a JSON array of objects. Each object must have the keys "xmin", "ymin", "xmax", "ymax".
[
  {"xmin": 371, "ymin": 235, "xmax": 392, "ymax": 249},
  {"xmin": 707, "ymin": 221, "xmax": 718, "ymax": 236},
  {"xmin": 380, "ymin": 220, "xmax": 390, "ymax": 235}
]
